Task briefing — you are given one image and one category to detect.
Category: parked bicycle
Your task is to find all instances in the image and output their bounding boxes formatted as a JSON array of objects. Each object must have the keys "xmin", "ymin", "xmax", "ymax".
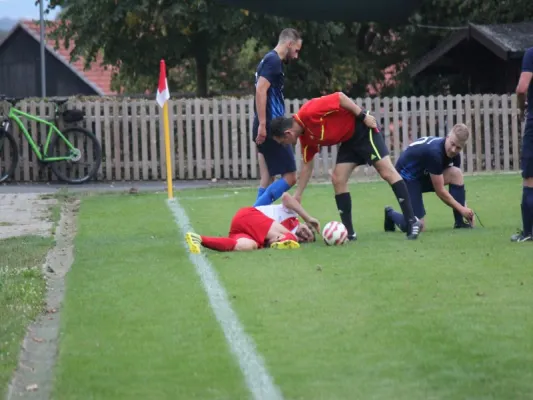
[{"xmin": 0, "ymin": 95, "xmax": 102, "ymax": 184}]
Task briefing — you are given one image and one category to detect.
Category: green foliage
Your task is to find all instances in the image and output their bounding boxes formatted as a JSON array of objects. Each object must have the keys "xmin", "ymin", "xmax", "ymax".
[
  {"xmin": 48, "ymin": 0, "xmax": 251, "ymax": 96},
  {"xmin": 47, "ymin": 0, "xmax": 533, "ymax": 98}
]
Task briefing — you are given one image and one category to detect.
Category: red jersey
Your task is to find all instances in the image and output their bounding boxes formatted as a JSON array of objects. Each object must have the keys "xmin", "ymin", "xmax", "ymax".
[
  {"xmin": 293, "ymin": 92, "xmax": 356, "ymax": 163},
  {"xmin": 254, "ymin": 204, "xmax": 300, "ymax": 233}
]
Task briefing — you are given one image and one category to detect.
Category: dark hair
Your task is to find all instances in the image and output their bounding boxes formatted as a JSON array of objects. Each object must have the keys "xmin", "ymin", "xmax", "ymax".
[{"xmin": 269, "ymin": 117, "xmax": 293, "ymax": 138}]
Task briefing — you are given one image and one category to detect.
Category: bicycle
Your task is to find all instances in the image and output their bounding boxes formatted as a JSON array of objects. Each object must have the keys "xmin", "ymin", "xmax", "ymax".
[{"xmin": 0, "ymin": 95, "xmax": 102, "ymax": 184}]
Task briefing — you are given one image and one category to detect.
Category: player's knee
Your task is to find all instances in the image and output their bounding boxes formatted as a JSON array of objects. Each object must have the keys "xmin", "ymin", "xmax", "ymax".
[
  {"xmin": 283, "ymin": 172, "xmax": 297, "ymax": 186},
  {"xmin": 445, "ymin": 166, "xmax": 464, "ymax": 185},
  {"xmin": 234, "ymin": 238, "xmax": 258, "ymax": 251},
  {"xmin": 375, "ymin": 157, "xmax": 399, "ymax": 183},
  {"xmin": 330, "ymin": 168, "xmax": 348, "ymax": 191}
]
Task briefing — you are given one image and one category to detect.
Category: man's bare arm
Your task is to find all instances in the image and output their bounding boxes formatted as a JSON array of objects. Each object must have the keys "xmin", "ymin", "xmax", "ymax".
[
  {"xmin": 516, "ymin": 71, "xmax": 532, "ymax": 118},
  {"xmin": 338, "ymin": 92, "xmax": 377, "ymax": 129},
  {"xmin": 430, "ymin": 174, "xmax": 464, "ymax": 211},
  {"xmin": 255, "ymin": 77, "xmax": 271, "ymax": 126},
  {"xmin": 294, "ymin": 160, "xmax": 314, "ymax": 200},
  {"xmin": 338, "ymin": 92, "xmax": 364, "ymax": 117},
  {"xmin": 281, "ymin": 192, "xmax": 313, "ymax": 222}
]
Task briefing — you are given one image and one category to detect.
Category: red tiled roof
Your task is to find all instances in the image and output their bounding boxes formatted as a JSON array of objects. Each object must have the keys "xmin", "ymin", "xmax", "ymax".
[{"xmin": 20, "ymin": 19, "xmax": 118, "ymax": 95}]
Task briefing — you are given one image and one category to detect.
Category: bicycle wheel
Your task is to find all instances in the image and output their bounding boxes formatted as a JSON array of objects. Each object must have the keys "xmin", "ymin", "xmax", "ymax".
[
  {"xmin": 0, "ymin": 129, "xmax": 19, "ymax": 183},
  {"xmin": 49, "ymin": 127, "xmax": 102, "ymax": 184}
]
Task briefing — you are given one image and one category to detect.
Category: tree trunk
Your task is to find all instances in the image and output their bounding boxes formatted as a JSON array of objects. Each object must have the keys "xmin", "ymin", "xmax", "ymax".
[{"xmin": 194, "ymin": 33, "xmax": 209, "ymax": 97}]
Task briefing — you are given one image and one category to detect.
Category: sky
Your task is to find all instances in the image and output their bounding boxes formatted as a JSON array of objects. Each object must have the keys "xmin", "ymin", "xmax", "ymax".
[{"xmin": 0, "ymin": 0, "xmax": 61, "ymax": 20}]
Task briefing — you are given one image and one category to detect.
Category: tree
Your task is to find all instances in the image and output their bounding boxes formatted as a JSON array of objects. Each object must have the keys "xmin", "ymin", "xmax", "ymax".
[{"xmin": 48, "ymin": 0, "xmax": 254, "ymax": 96}]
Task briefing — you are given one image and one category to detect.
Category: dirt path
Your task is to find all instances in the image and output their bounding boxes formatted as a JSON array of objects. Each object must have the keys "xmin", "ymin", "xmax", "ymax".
[
  {"xmin": 0, "ymin": 194, "xmax": 58, "ymax": 240},
  {"xmin": 5, "ymin": 197, "xmax": 79, "ymax": 400}
]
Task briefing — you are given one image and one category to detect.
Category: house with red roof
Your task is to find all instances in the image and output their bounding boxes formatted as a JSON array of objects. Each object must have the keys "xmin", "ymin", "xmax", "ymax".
[{"xmin": 0, "ymin": 19, "xmax": 117, "ymax": 98}]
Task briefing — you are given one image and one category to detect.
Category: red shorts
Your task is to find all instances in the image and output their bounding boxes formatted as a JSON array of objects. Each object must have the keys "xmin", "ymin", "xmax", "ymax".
[{"xmin": 228, "ymin": 207, "xmax": 275, "ymax": 248}]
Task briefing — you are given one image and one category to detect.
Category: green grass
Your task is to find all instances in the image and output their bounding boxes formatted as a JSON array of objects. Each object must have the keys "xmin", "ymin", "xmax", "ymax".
[
  {"xmin": 53, "ymin": 174, "xmax": 533, "ymax": 399},
  {"xmin": 0, "ymin": 236, "xmax": 50, "ymax": 396},
  {"xmin": 52, "ymin": 193, "xmax": 248, "ymax": 400}
]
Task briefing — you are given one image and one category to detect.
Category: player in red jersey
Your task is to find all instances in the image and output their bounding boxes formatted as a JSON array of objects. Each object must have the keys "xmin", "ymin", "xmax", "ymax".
[
  {"xmin": 269, "ymin": 91, "xmax": 422, "ymax": 240},
  {"xmin": 185, "ymin": 192, "xmax": 319, "ymax": 253}
]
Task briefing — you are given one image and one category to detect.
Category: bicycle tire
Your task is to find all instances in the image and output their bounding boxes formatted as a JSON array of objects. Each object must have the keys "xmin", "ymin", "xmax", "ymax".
[
  {"xmin": 49, "ymin": 127, "xmax": 102, "ymax": 184},
  {"xmin": 0, "ymin": 129, "xmax": 19, "ymax": 183}
]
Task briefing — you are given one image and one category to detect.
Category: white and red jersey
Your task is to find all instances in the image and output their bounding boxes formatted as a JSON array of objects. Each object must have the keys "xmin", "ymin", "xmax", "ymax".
[{"xmin": 254, "ymin": 204, "xmax": 300, "ymax": 234}]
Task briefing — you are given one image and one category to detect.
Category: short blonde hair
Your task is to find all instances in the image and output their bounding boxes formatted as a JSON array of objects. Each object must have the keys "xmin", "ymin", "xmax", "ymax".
[{"xmin": 450, "ymin": 123, "xmax": 470, "ymax": 143}]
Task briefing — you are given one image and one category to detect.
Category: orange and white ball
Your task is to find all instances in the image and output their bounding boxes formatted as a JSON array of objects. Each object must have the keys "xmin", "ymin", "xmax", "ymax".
[{"xmin": 322, "ymin": 221, "xmax": 349, "ymax": 246}]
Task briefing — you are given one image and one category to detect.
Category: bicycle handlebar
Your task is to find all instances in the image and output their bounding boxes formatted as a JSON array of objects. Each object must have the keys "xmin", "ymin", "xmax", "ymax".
[{"xmin": 0, "ymin": 95, "xmax": 23, "ymax": 105}]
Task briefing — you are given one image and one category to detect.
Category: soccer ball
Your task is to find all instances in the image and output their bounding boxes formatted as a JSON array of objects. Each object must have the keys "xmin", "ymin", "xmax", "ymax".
[{"xmin": 322, "ymin": 221, "xmax": 349, "ymax": 246}]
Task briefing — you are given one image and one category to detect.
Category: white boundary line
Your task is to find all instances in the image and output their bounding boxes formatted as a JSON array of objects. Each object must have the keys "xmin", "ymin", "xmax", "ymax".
[{"xmin": 166, "ymin": 198, "xmax": 284, "ymax": 400}]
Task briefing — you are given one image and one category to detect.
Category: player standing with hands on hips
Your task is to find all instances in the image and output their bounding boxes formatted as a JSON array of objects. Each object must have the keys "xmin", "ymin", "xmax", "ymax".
[
  {"xmin": 253, "ymin": 28, "xmax": 302, "ymax": 207},
  {"xmin": 269, "ymin": 92, "xmax": 422, "ymax": 240}
]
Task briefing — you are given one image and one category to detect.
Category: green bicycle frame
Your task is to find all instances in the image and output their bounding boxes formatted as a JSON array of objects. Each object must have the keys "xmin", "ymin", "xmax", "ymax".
[{"xmin": 8, "ymin": 106, "xmax": 77, "ymax": 162}]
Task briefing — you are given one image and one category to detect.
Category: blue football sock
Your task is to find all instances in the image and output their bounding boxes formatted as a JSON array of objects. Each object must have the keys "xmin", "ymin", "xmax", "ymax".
[
  {"xmin": 522, "ymin": 186, "xmax": 533, "ymax": 235},
  {"xmin": 389, "ymin": 209, "xmax": 408, "ymax": 232},
  {"xmin": 449, "ymin": 184, "xmax": 466, "ymax": 225},
  {"xmin": 256, "ymin": 187, "xmax": 266, "ymax": 201},
  {"xmin": 253, "ymin": 178, "xmax": 291, "ymax": 207}
]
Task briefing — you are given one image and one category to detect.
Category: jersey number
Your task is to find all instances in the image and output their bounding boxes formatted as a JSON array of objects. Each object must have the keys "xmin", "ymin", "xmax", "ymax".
[{"xmin": 408, "ymin": 137, "xmax": 439, "ymax": 147}]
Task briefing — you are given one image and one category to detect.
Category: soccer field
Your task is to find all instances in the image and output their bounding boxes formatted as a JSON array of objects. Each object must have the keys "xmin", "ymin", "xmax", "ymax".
[{"xmin": 51, "ymin": 174, "xmax": 533, "ymax": 400}]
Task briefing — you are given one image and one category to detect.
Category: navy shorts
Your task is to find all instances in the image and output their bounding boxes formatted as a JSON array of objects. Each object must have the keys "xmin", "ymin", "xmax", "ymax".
[
  {"xmin": 405, "ymin": 176, "xmax": 435, "ymax": 219},
  {"xmin": 521, "ymin": 123, "xmax": 533, "ymax": 179},
  {"xmin": 253, "ymin": 120, "xmax": 296, "ymax": 176}
]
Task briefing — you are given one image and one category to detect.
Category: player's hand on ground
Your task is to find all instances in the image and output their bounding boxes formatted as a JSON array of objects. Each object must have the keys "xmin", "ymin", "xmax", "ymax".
[
  {"xmin": 306, "ymin": 217, "xmax": 321, "ymax": 234},
  {"xmin": 256, "ymin": 124, "xmax": 267, "ymax": 144},
  {"xmin": 363, "ymin": 114, "xmax": 377, "ymax": 130}
]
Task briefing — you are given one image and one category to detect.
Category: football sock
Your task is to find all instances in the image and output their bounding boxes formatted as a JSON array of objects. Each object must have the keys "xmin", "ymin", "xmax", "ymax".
[
  {"xmin": 200, "ymin": 236, "xmax": 237, "ymax": 252},
  {"xmin": 391, "ymin": 180, "xmax": 416, "ymax": 223},
  {"xmin": 389, "ymin": 209, "xmax": 408, "ymax": 232},
  {"xmin": 449, "ymin": 184, "xmax": 466, "ymax": 225},
  {"xmin": 335, "ymin": 192, "xmax": 355, "ymax": 236},
  {"xmin": 253, "ymin": 178, "xmax": 291, "ymax": 206},
  {"xmin": 522, "ymin": 186, "xmax": 533, "ymax": 236},
  {"xmin": 256, "ymin": 187, "xmax": 266, "ymax": 201}
]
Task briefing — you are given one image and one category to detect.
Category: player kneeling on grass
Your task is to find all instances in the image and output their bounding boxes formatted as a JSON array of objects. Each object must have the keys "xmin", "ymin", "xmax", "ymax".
[
  {"xmin": 185, "ymin": 192, "xmax": 319, "ymax": 253},
  {"xmin": 384, "ymin": 124, "xmax": 475, "ymax": 233}
]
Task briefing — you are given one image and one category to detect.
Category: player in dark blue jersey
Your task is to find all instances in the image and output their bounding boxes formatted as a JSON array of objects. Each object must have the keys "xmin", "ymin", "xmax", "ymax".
[
  {"xmin": 384, "ymin": 124, "xmax": 474, "ymax": 233},
  {"xmin": 511, "ymin": 47, "xmax": 533, "ymax": 242},
  {"xmin": 253, "ymin": 28, "xmax": 302, "ymax": 207}
]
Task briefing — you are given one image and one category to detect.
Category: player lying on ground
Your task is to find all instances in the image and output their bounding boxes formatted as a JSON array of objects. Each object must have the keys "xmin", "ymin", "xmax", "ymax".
[
  {"xmin": 384, "ymin": 124, "xmax": 474, "ymax": 233},
  {"xmin": 185, "ymin": 192, "xmax": 319, "ymax": 254},
  {"xmin": 269, "ymin": 91, "xmax": 422, "ymax": 240}
]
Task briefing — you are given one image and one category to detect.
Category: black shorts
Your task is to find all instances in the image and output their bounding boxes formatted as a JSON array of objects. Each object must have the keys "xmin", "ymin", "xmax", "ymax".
[
  {"xmin": 253, "ymin": 120, "xmax": 296, "ymax": 176},
  {"xmin": 521, "ymin": 123, "xmax": 533, "ymax": 179},
  {"xmin": 336, "ymin": 122, "xmax": 389, "ymax": 165}
]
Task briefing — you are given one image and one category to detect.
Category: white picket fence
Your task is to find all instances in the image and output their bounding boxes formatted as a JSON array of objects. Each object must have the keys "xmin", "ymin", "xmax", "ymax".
[{"xmin": 2, "ymin": 93, "xmax": 526, "ymax": 182}]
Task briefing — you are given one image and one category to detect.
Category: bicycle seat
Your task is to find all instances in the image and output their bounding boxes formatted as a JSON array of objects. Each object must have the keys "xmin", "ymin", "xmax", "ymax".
[{"xmin": 51, "ymin": 98, "xmax": 68, "ymax": 105}]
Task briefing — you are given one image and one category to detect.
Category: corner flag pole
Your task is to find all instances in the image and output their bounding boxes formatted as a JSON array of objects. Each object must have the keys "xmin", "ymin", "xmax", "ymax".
[{"xmin": 156, "ymin": 59, "xmax": 174, "ymax": 199}]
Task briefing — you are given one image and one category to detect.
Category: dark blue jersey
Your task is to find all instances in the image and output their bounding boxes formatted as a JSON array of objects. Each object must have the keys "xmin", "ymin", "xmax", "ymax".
[
  {"xmin": 396, "ymin": 136, "xmax": 461, "ymax": 181},
  {"xmin": 522, "ymin": 47, "xmax": 533, "ymax": 123},
  {"xmin": 253, "ymin": 50, "xmax": 285, "ymax": 127}
]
